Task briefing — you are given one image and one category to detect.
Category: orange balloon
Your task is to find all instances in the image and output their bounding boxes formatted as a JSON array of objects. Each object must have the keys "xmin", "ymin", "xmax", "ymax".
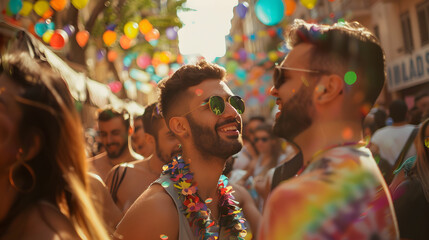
[
  {"xmin": 144, "ymin": 28, "xmax": 159, "ymax": 41},
  {"xmin": 76, "ymin": 30, "xmax": 89, "ymax": 47},
  {"xmin": 103, "ymin": 30, "xmax": 116, "ymax": 46},
  {"xmin": 50, "ymin": 0, "xmax": 67, "ymax": 11},
  {"xmin": 284, "ymin": 0, "xmax": 296, "ymax": 16},
  {"xmin": 120, "ymin": 35, "xmax": 132, "ymax": 49},
  {"xmin": 107, "ymin": 50, "xmax": 118, "ymax": 62},
  {"xmin": 176, "ymin": 54, "xmax": 184, "ymax": 64},
  {"xmin": 42, "ymin": 8, "xmax": 54, "ymax": 19},
  {"xmin": 139, "ymin": 19, "xmax": 153, "ymax": 35},
  {"xmin": 151, "ymin": 57, "xmax": 161, "ymax": 67}
]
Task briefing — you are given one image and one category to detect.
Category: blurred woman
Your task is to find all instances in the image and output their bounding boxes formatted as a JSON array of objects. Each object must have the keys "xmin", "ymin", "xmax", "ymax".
[
  {"xmin": 240, "ymin": 124, "xmax": 286, "ymax": 209},
  {"xmin": 391, "ymin": 118, "xmax": 429, "ymax": 240},
  {"xmin": 0, "ymin": 51, "xmax": 109, "ymax": 239}
]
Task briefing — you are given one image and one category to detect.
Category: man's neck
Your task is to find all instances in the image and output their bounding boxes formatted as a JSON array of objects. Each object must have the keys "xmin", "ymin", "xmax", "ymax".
[
  {"xmin": 294, "ymin": 120, "xmax": 363, "ymax": 166},
  {"xmin": 148, "ymin": 154, "xmax": 164, "ymax": 175},
  {"xmin": 109, "ymin": 149, "xmax": 133, "ymax": 166},
  {"xmin": 182, "ymin": 147, "xmax": 225, "ymax": 201}
]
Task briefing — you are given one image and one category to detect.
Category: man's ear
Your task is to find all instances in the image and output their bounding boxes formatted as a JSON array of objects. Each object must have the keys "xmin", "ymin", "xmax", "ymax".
[
  {"xmin": 314, "ymin": 74, "xmax": 344, "ymax": 104},
  {"xmin": 144, "ymin": 133, "xmax": 155, "ymax": 144},
  {"xmin": 168, "ymin": 117, "xmax": 189, "ymax": 138}
]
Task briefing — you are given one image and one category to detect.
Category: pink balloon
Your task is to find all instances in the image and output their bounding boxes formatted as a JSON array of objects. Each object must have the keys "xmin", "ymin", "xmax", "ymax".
[{"xmin": 136, "ymin": 54, "xmax": 151, "ymax": 69}]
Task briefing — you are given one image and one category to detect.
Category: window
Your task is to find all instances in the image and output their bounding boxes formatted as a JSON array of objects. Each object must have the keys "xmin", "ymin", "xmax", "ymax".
[
  {"xmin": 400, "ymin": 12, "xmax": 414, "ymax": 52},
  {"xmin": 417, "ymin": 1, "xmax": 429, "ymax": 46}
]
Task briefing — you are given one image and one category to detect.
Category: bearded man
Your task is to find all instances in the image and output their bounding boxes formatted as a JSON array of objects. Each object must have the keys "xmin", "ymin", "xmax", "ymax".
[
  {"xmin": 115, "ymin": 61, "xmax": 248, "ymax": 239},
  {"xmin": 259, "ymin": 19, "xmax": 399, "ymax": 239}
]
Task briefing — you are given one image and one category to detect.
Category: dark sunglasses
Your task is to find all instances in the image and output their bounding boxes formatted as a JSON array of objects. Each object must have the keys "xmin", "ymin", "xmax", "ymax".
[
  {"xmin": 183, "ymin": 95, "xmax": 245, "ymax": 116},
  {"xmin": 254, "ymin": 137, "xmax": 269, "ymax": 143},
  {"xmin": 273, "ymin": 63, "xmax": 328, "ymax": 89}
]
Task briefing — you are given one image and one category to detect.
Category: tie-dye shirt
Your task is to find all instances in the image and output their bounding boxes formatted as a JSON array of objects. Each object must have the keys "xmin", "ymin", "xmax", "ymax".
[{"xmin": 259, "ymin": 146, "xmax": 399, "ymax": 240}]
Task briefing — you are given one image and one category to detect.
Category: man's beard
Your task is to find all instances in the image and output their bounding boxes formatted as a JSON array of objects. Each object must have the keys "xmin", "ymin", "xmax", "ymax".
[
  {"xmin": 186, "ymin": 115, "xmax": 243, "ymax": 160},
  {"xmin": 273, "ymin": 86, "xmax": 314, "ymax": 141},
  {"xmin": 106, "ymin": 140, "xmax": 128, "ymax": 159},
  {"xmin": 155, "ymin": 138, "xmax": 181, "ymax": 164}
]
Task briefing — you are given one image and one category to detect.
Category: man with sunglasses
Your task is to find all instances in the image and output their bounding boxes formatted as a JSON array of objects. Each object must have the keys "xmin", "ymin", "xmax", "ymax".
[
  {"xmin": 259, "ymin": 20, "xmax": 399, "ymax": 239},
  {"xmin": 114, "ymin": 61, "xmax": 247, "ymax": 239}
]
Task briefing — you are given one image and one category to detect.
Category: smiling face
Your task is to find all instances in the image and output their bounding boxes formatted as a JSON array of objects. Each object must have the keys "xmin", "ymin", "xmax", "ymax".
[
  {"xmin": 185, "ymin": 80, "xmax": 243, "ymax": 159},
  {"xmin": 0, "ymin": 74, "xmax": 22, "ymax": 172},
  {"xmin": 98, "ymin": 117, "xmax": 129, "ymax": 159},
  {"xmin": 271, "ymin": 43, "xmax": 318, "ymax": 141}
]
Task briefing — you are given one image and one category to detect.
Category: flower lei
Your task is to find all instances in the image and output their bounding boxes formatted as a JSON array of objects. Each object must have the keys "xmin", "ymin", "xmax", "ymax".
[{"xmin": 162, "ymin": 155, "xmax": 247, "ymax": 240}]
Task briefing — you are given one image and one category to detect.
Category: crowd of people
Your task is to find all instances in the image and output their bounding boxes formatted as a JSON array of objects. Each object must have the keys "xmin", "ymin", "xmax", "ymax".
[{"xmin": 1, "ymin": 18, "xmax": 428, "ymax": 240}]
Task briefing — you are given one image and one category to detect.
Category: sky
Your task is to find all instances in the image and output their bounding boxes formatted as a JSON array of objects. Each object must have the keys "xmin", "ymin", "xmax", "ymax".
[{"xmin": 177, "ymin": 0, "xmax": 238, "ymax": 62}]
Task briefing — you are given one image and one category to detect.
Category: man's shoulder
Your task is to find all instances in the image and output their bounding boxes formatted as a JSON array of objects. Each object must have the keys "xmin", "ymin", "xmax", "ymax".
[
  {"xmin": 128, "ymin": 184, "xmax": 177, "ymax": 216},
  {"xmin": 88, "ymin": 152, "xmax": 108, "ymax": 164},
  {"xmin": 115, "ymin": 184, "xmax": 179, "ymax": 239}
]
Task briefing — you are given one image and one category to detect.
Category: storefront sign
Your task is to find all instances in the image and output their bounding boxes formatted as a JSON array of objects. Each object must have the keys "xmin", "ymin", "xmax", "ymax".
[{"xmin": 386, "ymin": 45, "xmax": 429, "ymax": 92}]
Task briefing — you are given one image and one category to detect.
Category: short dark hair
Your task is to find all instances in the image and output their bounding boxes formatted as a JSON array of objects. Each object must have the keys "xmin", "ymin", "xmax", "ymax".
[
  {"xmin": 158, "ymin": 60, "xmax": 226, "ymax": 123},
  {"xmin": 389, "ymin": 100, "xmax": 408, "ymax": 123},
  {"xmin": 142, "ymin": 102, "xmax": 164, "ymax": 139},
  {"xmin": 286, "ymin": 19, "xmax": 385, "ymax": 106},
  {"xmin": 97, "ymin": 107, "xmax": 130, "ymax": 129}
]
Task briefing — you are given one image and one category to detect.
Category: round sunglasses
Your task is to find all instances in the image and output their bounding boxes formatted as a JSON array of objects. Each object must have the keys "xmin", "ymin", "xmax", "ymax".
[{"xmin": 183, "ymin": 95, "xmax": 245, "ymax": 116}]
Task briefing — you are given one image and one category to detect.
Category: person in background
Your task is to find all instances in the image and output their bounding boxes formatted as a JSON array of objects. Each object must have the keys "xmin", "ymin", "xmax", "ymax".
[
  {"xmin": 370, "ymin": 100, "xmax": 417, "ymax": 169},
  {"xmin": 0, "ymin": 51, "xmax": 109, "ymax": 239},
  {"xmin": 223, "ymin": 157, "xmax": 261, "ymax": 238},
  {"xmin": 89, "ymin": 107, "xmax": 141, "ymax": 181},
  {"xmin": 259, "ymin": 19, "xmax": 398, "ymax": 239},
  {"xmin": 233, "ymin": 116, "xmax": 265, "ymax": 171},
  {"xmin": 131, "ymin": 112, "xmax": 154, "ymax": 158},
  {"xmin": 239, "ymin": 124, "xmax": 286, "ymax": 209},
  {"xmin": 390, "ymin": 118, "xmax": 429, "ymax": 240},
  {"xmin": 105, "ymin": 103, "xmax": 181, "ymax": 212}
]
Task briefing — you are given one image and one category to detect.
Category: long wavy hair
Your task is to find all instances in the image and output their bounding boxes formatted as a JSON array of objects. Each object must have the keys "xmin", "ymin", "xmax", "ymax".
[
  {"xmin": 0, "ymin": 51, "xmax": 109, "ymax": 239},
  {"xmin": 415, "ymin": 118, "xmax": 429, "ymax": 202}
]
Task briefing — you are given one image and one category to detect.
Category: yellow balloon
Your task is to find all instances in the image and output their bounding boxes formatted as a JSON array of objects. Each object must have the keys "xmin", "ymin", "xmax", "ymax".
[
  {"xmin": 159, "ymin": 51, "xmax": 171, "ymax": 64},
  {"xmin": 20, "ymin": 1, "xmax": 33, "ymax": 16},
  {"xmin": 268, "ymin": 51, "xmax": 278, "ymax": 62},
  {"xmin": 34, "ymin": 0, "xmax": 50, "ymax": 17},
  {"xmin": 71, "ymin": 0, "xmax": 88, "ymax": 9},
  {"xmin": 124, "ymin": 21, "xmax": 139, "ymax": 39},
  {"xmin": 42, "ymin": 30, "xmax": 54, "ymax": 43},
  {"xmin": 300, "ymin": 0, "xmax": 317, "ymax": 9}
]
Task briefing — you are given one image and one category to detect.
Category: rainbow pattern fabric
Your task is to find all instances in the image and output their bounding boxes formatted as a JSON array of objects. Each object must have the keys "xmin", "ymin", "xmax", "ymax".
[{"xmin": 259, "ymin": 146, "xmax": 399, "ymax": 240}]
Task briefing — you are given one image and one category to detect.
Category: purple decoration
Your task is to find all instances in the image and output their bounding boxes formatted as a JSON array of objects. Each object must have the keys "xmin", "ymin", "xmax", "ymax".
[
  {"xmin": 63, "ymin": 25, "xmax": 75, "ymax": 36},
  {"xmin": 166, "ymin": 27, "xmax": 178, "ymax": 40},
  {"xmin": 236, "ymin": 2, "xmax": 249, "ymax": 19},
  {"xmin": 96, "ymin": 49, "xmax": 106, "ymax": 61},
  {"xmin": 106, "ymin": 24, "xmax": 117, "ymax": 31},
  {"xmin": 238, "ymin": 48, "xmax": 247, "ymax": 62}
]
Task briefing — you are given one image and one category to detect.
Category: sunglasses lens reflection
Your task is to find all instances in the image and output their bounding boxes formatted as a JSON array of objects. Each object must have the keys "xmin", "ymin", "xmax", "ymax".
[
  {"xmin": 230, "ymin": 96, "xmax": 245, "ymax": 114},
  {"xmin": 209, "ymin": 96, "xmax": 225, "ymax": 115}
]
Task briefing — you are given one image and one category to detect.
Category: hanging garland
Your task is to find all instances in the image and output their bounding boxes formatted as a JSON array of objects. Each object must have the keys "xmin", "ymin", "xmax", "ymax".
[{"xmin": 162, "ymin": 155, "xmax": 247, "ymax": 240}]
